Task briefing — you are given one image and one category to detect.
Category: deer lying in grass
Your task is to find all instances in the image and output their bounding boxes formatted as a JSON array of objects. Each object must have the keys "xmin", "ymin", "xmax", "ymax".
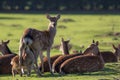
[
  {"xmin": 11, "ymin": 46, "xmax": 37, "ymax": 77},
  {"xmin": 60, "ymin": 41, "xmax": 104, "ymax": 74},
  {"xmin": 19, "ymin": 14, "xmax": 60, "ymax": 75},
  {"xmin": 100, "ymin": 44, "xmax": 120, "ymax": 63},
  {"xmin": 0, "ymin": 54, "xmax": 16, "ymax": 74},
  {"xmin": 52, "ymin": 38, "xmax": 82, "ymax": 73},
  {"xmin": 0, "ymin": 40, "xmax": 16, "ymax": 74}
]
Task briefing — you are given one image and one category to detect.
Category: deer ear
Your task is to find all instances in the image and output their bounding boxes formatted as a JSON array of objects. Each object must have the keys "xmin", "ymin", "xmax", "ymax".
[
  {"xmin": 66, "ymin": 38, "xmax": 70, "ymax": 43},
  {"xmin": 5, "ymin": 40, "xmax": 10, "ymax": 44},
  {"xmin": 56, "ymin": 14, "xmax": 60, "ymax": 20},
  {"xmin": 96, "ymin": 41, "xmax": 99, "ymax": 46},
  {"xmin": 118, "ymin": 44, "xmax": 120, "ymax": 49},
  {"xmin": 112, "ymin": 44, "xmax": 117, "ymax": 50},
  {"xmin": 46, "ymin": 14, "xmax": 51, "ymax": 19},
  {"xmin": 92, "ymin": 40, "xmax": 95, "ymax": 43},
  {"xmin": 61, "ymin": 38, "xmax": 64, "ymax": 42},
  {"xmin": 67, "ymin": 40, "xmax": 70, "ymax": 43},
  {"xmin": 1, "ymin": 40, "xmax": 4, "ymax": 44}
]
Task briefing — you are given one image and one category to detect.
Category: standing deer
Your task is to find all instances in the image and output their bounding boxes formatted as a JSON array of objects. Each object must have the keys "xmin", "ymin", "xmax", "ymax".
[{"xmin": 19, "ymin": 14, "xmax": 60, "ymax": 75}]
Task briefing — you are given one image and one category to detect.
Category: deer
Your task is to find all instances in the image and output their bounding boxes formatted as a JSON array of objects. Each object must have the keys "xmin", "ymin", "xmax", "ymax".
[
  {"xmin": 11, "ymin": 46, "xmax": 37, "ymax": 77},
  {"xmin": 60, "ymin": 41, "xmax": 105, "ymax": 74},
  {"xmin": 0, "ymin": 40, "xmax": 14, "ymax": 55},
  {"xmin": 0, "ymin": 40, "xmax": 16, "ymax": 74},
  {"xmin": 19, "ymin": 14, "xmax": 60, "ymax": 75},
  {"xmin": 39, "ymin": 54, "xmax": 61, "ymax": 72},
  {"xmin": 52, "ymin": 38, "xmax": 82, "ymax": 73},
  {"xmin": 39, "ymin": 38, "xmax": 70, "ymax": 72},
  {"xmin": 100, "ymin": 44, "xmax": 120, "ymax": 63}
]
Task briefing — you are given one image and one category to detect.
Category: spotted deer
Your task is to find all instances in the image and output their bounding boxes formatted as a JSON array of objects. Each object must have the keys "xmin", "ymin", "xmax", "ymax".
[
  {"xmin": 52, "ymin": 38, "xmax": 82, "ymax": 73},
  {"xmin": 60, "ymin": 41, "xmax": 104, "ymax": 74},
  {"xmin": 19, "ymin": 14, "xmax": 60, "ymax": 75},
  {"xmin": 83, "ymin": 40, "xmax": 99, "ymax": 56},
  {"xmin": 39, "ymin": 38, "xmax": 70, "ymax": 72}
]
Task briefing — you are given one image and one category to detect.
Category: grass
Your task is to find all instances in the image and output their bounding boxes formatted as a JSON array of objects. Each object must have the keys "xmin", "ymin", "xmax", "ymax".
[{"xmin": 0, "ymin": 13, "xmax": 120, "ymax": 80}]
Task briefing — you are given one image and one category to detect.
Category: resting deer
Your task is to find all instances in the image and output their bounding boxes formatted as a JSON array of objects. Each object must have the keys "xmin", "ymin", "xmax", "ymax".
[
  {"xmin": 60, "ymin": 41, "xmax": 104, "ymax": 74},
  {"xmin": 0, "ymin": 40, "xmax": 16, "ymax": 74},
  {"xmin": 100, "ymin": 44, "xmax": 120, "ymax": 63},
  {"xmin": 19, "ymin": 14, "xmax": 60, "ymax": 75},
  {"xmin": 52, "ymin": 38, "xmax": 82, "ymax": 73}
]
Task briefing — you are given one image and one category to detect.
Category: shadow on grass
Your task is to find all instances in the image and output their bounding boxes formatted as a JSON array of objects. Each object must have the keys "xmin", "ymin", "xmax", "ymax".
[
  {"xmin": 0, "ymin": 17, "xmax": 24, "ymax": 20},
  {"xmin": 0, "ymin": 63, "xmax": 120, "ymax": 78},
  {"xmin": 0, "ymin": 74, "xmax": 11, "ymax": 77},
  {"xmin": 76, "ymin": 63, "xmax": 120, "ymax": 76}
]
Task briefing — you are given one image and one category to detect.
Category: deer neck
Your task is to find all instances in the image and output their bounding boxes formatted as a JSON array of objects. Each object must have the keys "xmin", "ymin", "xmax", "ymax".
[
  {"xmin": 62, "ymin": 45, "xmax": 69, "ymax": 55},
  {"xmin": 47, "ymin": 22, "xmax": 57, "ymax": 39},
  {"xmin": 98, "ymin": 52, "xmax": 105, "ymax": 65},
  {"xmin": 114, "ymin": 51, "xmax": 120, "ymax": 61},
  {"xmin": 0, "ymin": 46, "xmax": 12, "ymax": 55}
]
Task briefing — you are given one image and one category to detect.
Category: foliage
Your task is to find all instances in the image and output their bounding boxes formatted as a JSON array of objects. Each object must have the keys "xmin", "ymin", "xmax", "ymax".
[{"xmin": 0, "ymin": 0, "xmax": 120, "ymax": 11}]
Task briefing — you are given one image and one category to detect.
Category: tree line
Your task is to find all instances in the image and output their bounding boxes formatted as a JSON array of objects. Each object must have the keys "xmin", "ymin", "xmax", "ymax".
[{"xmin": 0, "ymin": 0, "xmax": 120, "ymax": 11}]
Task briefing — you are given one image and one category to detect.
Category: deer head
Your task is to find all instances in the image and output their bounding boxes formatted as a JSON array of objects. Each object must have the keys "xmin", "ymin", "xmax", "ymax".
[
  {"xmin": 59, "ymin": 38, "xmax": 70, "ymax": 55},
  {"xmin": 47, "ymin": 14, "xmax": 60, "ymax": 27},
  {"xmin": 83, "ymin": 40, "xmax": 99, "ymax": 55},
  {"xmin": 0, "ymin": 40, "xmax": 11, "ymax": 55},
  {"xmin": 113, "ymin": 44, "xmax": 120, "ymax": 60}
]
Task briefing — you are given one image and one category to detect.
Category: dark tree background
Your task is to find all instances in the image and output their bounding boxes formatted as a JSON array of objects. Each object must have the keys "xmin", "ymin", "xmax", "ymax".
[{"xmin": 0, "ymin": 0, "xmax": 120, "ymax": 12}]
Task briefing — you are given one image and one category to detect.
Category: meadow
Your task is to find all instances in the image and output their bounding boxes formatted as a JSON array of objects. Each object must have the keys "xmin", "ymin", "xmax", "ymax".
[{"xmin": 0, "ymin": 13, "xmax": 120, "ymax": 80}]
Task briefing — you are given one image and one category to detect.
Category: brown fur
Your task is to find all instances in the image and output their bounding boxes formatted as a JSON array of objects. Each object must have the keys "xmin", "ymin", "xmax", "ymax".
[
  {"xmin": 100, "ymin": 44, "xmax": 120, "ymax": 63},
  {"xmin": 52, "ymin": 53, "xmax": 82, "ymax": 73},
  {"xmin": 0, "ymin": 54, "xmax": 16, "ymax": 74},
  {"xmin": 11, "ymin": 55, "xmax": 22, "ymax": 76},
  {"xmin": 19, "ymin": 14, "xmax": 60, "ymax": 75},
  {"xmin": 100, "ymin": 51, "xmax": 117, "ymax": 63},
  {"xmin": 11, "ymin": 47, "xmax": 36, "ymax": 77},
  {"xmin": 60, "ymin": 41, "xmax": 104, "ymax": 74},
  {"xmin": 52, "ymin": 38, "xmax": 82, "ymax": 73},
  {"xmin": 39, "ymin": 38, "xmax": 70, "ymax": 72},
  {"xmin": 60, "ymin": 54, "xmax": 104, "ymax": 74},
  {"xmin": 0, "ymin": 40, "xmax": 13, "ymax": 55},
  {"xmin": 39, "ymin": 54, "xmax": 61, "ymax": 72},
  {"xmin": 0, "ymin": 40, "xmax": 17, "ymax": 74}
]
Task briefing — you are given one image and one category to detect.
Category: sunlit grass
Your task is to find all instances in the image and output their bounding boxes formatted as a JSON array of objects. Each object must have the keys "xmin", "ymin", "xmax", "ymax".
[{"xmin": 0, "ymin": 13, "xmax": 120, "ymax": 80}]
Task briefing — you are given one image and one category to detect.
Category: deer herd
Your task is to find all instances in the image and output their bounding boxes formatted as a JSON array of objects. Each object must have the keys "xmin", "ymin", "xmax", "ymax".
[{"xmin": 0, "ymin": 14, "xmax": 120, "ymax": 77}]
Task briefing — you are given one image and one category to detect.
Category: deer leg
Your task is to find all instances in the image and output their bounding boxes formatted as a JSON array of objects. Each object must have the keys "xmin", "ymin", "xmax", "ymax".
[
  {"xmin": 46, "ymin": 48, "xmax": 53, "ymax": 75},
  {"xmin": 19, "ymin": 41, "xmax": 25, "ymax": 71},
  {"xmin": 12, "ymin": 68, "xmax": 16, "ymax": 77},
  {"xmin": 26, "ymin": 65, "xmax": 31, "ymax": 77},
  {"xmin": 39, "ymin": 51, "xmax": 44, "ymax": 73},
  {"xmin": 34, "ymin": 51, "xmax": 41, "ymax": 77}
]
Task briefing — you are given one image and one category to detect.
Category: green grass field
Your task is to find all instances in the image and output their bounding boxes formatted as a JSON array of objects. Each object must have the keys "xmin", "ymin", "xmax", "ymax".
[{"xmin": 0, "ymin": 13, "xmax": 120, "ymax": 80}]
